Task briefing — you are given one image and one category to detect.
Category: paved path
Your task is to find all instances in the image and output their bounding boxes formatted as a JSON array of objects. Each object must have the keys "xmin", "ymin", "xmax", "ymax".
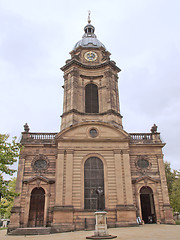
[{"xmin": 0, "ymin": 225, "xmax": 180, "ymax": 240}]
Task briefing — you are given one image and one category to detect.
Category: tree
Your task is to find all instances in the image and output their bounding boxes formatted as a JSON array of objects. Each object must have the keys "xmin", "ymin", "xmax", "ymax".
[
  {"xmin": 164, "ymin": 161, "xmax": 177, "ymax": 196},
  {"xmin": 164, "ymin": 161, "xmax": 180, "ymax": 213},
  {"xmin": 0, "ymin": 134, "xmax": 21, "ymax": 202},
  {"xmin": 0, "ymin": 178, "xmax": 17, "ymax": 218},
  {"xmin": 171, "ymin": 172, "xmax": 180, "ymax": 213}
]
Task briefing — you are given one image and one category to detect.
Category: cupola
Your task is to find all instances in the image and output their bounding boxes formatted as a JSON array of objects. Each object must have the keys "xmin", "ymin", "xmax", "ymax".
[{"xmin": 73, "ymin": 13, "xmax": 106, "ymax": 50}]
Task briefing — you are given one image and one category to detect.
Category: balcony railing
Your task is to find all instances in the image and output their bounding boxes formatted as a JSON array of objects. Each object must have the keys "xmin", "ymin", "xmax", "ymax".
[
  {"xmin": 21, "ymin": 132, "xmax": 162, "ymax": 144},
  {"xmin": 30, "ymin": 133, "xmax": 57, "ymax": 140},
  {"xmin": 130, "ymin": 133, "xmax": 153, "ymax": 143},
  {"xmin": 21, "ymin": 132, "xmax": 57, "ymax": 144}
]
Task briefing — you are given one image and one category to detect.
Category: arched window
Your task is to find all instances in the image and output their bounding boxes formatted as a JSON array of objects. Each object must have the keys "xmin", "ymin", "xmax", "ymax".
[
  {"xmin": 28, "ymin": 187, "xmax": 45, "ymax": 227},
  {"xmin": 85, "ymin": 84, "xmax": 99, "ymax": 113},
  {"xmin": 84, "ymin": 157, "xmax": 104, "ymax": 209}
]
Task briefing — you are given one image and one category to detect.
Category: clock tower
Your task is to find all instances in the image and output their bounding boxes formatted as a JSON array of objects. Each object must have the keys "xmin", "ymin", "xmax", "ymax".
[{"xmin": 60, "ymin": 19, "xmax": 122, "ymax": 130}]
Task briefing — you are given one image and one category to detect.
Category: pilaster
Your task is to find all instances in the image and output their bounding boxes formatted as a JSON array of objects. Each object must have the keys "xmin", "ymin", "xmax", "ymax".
[
  {"xmin": 156, "ymin": 154, "xmax": 174, "ymax": 224},
  {"xmin": 65, "ymin": 150, "xmax": 74, "ymax": 206},
  {"xmin": 55, "ymin": 150, "xmax": 65, "ymax": 206},
  {"xmin": 14, "ymin": 155, "xmax": 26, "ymax": 206},
  {"xmin": 157, "ymin": 154, "xmax": 170, "ymax": 205},
  {"xmin": 122, "ymin": 150, "xmax": 134, "ymax": 205},
  {"xmin": 9, "ymin": 155, "xmax": 26, "ymax": 229},
  {"xmin": 114, "ymin": 150, "xmax": 123, "ymax": 205},
  {"xmin": 116, "ymin": 150, "xmax": 137, "ymax": 226}
]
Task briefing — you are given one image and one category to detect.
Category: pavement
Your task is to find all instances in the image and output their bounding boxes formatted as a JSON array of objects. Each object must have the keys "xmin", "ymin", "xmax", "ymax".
[{"xmin": 0, "ymin": 225, "xmax": 180, "ymax": 240}]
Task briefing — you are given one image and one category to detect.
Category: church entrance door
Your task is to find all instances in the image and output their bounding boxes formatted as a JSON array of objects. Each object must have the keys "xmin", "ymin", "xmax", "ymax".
[
  {"xmin": 140, "ymin": 187, "xmax": 156, "ymax": 224},
  {"xmin": 28, "ymin": 187, "xmax": 45, "ymax": 227}
]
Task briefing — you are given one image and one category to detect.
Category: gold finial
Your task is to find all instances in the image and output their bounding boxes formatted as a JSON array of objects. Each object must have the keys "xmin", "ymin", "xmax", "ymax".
[{"xmin": 88, "ymin": 10, "xmax": 91, "ymax": 24}]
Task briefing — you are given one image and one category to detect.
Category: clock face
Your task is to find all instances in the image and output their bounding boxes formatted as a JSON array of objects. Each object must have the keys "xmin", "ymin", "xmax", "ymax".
[{"xmin": 85, "ymin": 51, "xmax": 97, "ymax": 61}]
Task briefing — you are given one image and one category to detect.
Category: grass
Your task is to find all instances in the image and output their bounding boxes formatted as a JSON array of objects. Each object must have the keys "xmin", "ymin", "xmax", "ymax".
[
  {"xmin": 175, "ymin": 220, "xmax": 180, "ymax": 225},
  {"xmin": 0, "ymin": 227, "xmax": 8, "ymax": 230}
]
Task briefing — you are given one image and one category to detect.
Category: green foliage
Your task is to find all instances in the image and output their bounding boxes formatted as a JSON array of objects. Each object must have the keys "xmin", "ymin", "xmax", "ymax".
[
  {"xmin": 0, "ymin": 134, "xmax": 21, "ymax": 200},
  {"xmin": 165, "ymin": 161, "xmax": 180, "ymax": 213},
  {"xmin": 164, "ymin": 161, "xmax": 177, "ymax": 195},
  {"xmin": 0, "ymin": 134, "xmax": 21, "ymax": 218},
  {"xmin": 0, "ymin": 178, "xmax": 17, "ymax": 218},
  {"xmin": 171, "ymin": 172, "xmax": 180, "ymax": 212}
]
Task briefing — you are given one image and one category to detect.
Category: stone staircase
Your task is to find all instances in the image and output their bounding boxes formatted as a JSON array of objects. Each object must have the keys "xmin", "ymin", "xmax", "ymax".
[{"xmin": 8, "ymin": 227, "xmax": 51, "ymax": 235}]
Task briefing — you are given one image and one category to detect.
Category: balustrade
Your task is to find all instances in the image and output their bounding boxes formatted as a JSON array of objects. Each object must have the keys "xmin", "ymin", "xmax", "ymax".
[
  {"xmin": 30, "ymin": 133, "xmax": 57, "ymax": 140},
  {"xmin": 130, "ymin": 133, "xmax": 153, "ymax": 143},
  {"xmin": 21, "ymin": 132, "xmax": 57, "ymax": 144}
]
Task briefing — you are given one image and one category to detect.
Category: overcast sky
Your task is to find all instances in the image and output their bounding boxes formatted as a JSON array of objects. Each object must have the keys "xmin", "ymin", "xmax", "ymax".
[{"xmin": 1, "ymin": 0, "xmax": 180, "ymax": 172}]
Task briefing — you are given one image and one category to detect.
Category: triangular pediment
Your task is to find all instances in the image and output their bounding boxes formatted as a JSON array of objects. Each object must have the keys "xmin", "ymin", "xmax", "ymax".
[
  {"xmin": 56, "ymin": 121, "xmax": 129, "ymax": 141},
  {"xmin": 132, "ymin": 176, "xmax": 160, "ymax": 184},
  {"xmin": 23, "ymin": 176, "xmax": 55, "ymax": 184}
]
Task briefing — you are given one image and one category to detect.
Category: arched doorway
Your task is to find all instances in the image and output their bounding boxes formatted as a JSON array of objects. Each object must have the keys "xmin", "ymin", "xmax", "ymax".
[
  {"xmin": 84, "ymin": 157, "xmax": 104, "ymax": 210},
  {"xmin": 28, "ymin": 187, "xmax": 45, "ymax": 227},
  {"xmin": 140, "ymin": 186, "xmax": 156, "ymax": 224}
]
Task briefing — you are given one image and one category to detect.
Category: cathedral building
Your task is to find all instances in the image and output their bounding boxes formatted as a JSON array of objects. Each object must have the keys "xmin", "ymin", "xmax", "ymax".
[{"xmin": 8, "ymin": 18, "xmax": 174, "ymax": 234}]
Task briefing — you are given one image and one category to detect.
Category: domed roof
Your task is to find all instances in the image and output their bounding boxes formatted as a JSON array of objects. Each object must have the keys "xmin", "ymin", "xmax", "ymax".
[{"xmin": 73, "ymin": 22, "xmax": 106, "ymax": 50}]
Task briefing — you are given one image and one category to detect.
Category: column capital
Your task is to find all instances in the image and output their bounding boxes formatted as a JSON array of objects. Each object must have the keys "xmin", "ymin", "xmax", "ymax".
[
  {"xmin": 58, "ymin": 149, "xmax": 65, "ymax": 154},
  {"xmin": 66, "ymin": 149, "xmax": 74, "ymax": 154},
  {"xmin": 121, "ymin": 149, "xmax": 130, "ymax": 154},
  {"xmin": 113, "ymin": 149, "xmax": 122, "ymax": 154}
]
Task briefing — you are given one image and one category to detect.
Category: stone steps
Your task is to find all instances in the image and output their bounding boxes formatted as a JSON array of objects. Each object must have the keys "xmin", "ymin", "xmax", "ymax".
[{"xmin": 8, "ymin": 227, "xmax": 51, "ymax": 235}]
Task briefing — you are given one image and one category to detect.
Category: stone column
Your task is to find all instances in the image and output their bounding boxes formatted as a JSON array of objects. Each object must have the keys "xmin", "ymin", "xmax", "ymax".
[
  {"xmin": 44, "ymin": 192, "xmax": 49, "ymax": 227},
  {"xmin": 134, "ymin": 183, "xmax": 141, "ymax": 218}
]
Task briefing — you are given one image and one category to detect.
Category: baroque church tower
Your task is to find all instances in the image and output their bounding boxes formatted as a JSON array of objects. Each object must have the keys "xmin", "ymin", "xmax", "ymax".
[
  {"xmin": 60, "ymin": 18, "xmax": 122, "ymax": 130},
  {"xmin": 8, "ymin": 17, "xmax": 174, "ymax": 235}
]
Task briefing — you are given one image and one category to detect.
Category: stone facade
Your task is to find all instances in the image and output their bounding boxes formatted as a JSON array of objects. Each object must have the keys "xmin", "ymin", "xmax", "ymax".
[{"xmin": 8, "ymin": 20, "xmax": 174, "ymax": 234}]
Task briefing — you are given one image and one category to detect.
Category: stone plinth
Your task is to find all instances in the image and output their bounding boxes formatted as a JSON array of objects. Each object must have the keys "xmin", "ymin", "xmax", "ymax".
[
  {"xmin": 95, "ymin": 211, "xmax": 108, "ymax": 237},
  {"xmin": 86, "ymin": 211, "xmax": 117, "ymax": 239}
]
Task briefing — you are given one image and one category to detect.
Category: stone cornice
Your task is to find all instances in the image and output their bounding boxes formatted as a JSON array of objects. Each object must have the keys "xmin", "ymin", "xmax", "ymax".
[
  {"xmin": 130, "ymin": 143, "xmax": 165, "ymax": 147},
  {"xmin": 57, "ymin": 137, "xmax": 129, "ymax": 143},
  {"xmin": 61, "ymin": 108, "xmax": 122, "ymax": 118},
  {"xmin": 80, "ymin": 74, "xmax": 103, "ymax": 80},
  {"xmin": 23, "ymin": 175, "xmax": 55, "ymax": 184},
  {"xmin": 61, "ymin": 59, "xmax": 121, "ymax": 72},
  {"xmin": 132, "ymin": 175, "xmax": 160, "ymax": 184}
]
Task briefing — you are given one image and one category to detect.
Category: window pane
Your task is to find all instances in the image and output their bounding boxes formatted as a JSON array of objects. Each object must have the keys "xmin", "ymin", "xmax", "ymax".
[
  {"xmin": 84, "ymin": 157, "xmax": 105, "ymax": 209},
  {"xmin": 90, "ymin": 199, "xmax": 97, "ymax": 210},
  {"xmin": 84, "ymin": 169, "xmax": 91, "ymax": 179},
  {"xmin": 85, "ymin": 84, "xmax": 99, "ymax": 113},
  {"xmin": 84, "ymin": 199, "xmax": 90, "ymax": 209}
]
